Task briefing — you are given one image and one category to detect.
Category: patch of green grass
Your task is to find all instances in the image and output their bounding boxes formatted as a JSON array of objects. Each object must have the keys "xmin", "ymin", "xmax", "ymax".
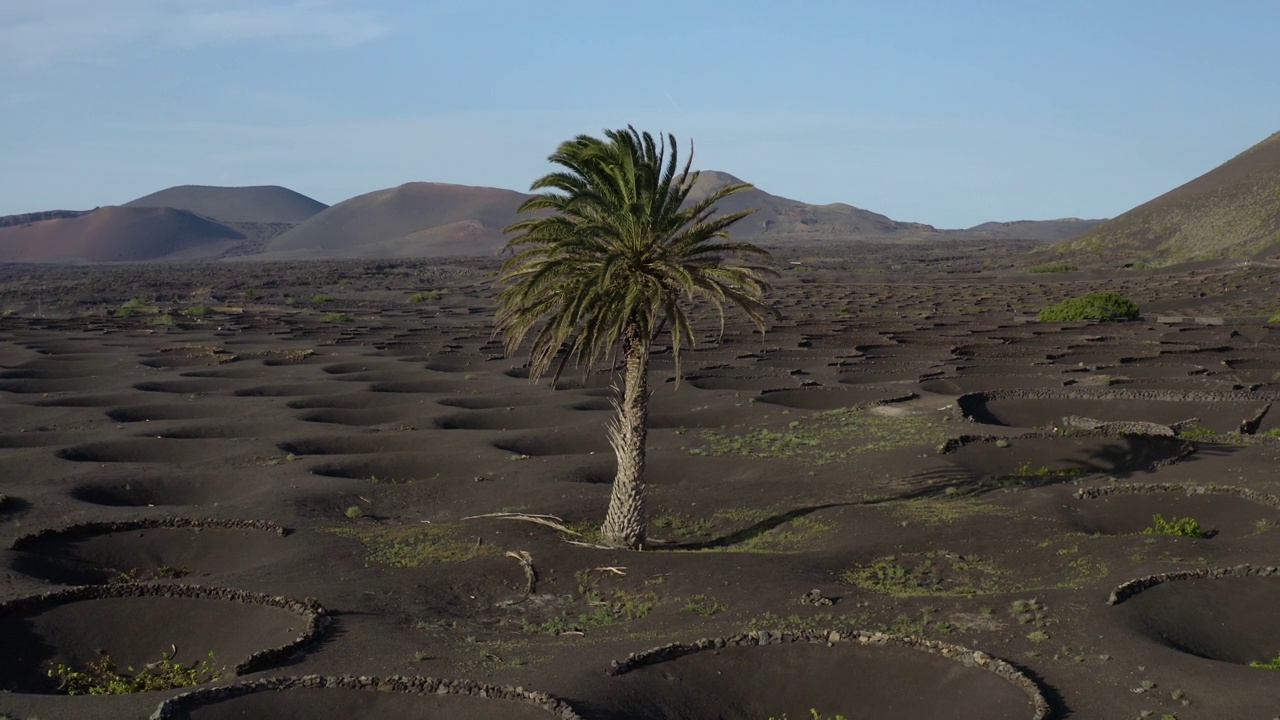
[
  {"xmin": 1177, "ymin": 424, "xmax": 1217, "ymax": 441},
  {"xmin": 523, "ymin": 577, "xmax": 660, "ymax": 635},
  {"xmin": 652, "ymin": 512, "xmax": 714, "ymax": 539},
  {"xmin": 327, "ymin": 523, "xmax": 490, "ymax": 566},
  {"xmin": 1142, "ymin": 514, "xmax": 1211, "ymax": 539},
  {"xmin": 320, "ymin": 312, "xmax": 353, "ymax": 323},
  {"xmin": 146, "ymin": 313, "xmax": 176, "ymax": 327},
  {"xmin": 47, "ymin": 650, "xmax": 221, "ymax": 695},
  {"xmin": 839, "ymin": 551, "xmax": 1008, "ymax": 597},
  {"xmin": 343, "ymin": 505, "xmax": 364, "ymax": 520},
  {"xmin": 659, "ymin": 509, "xmax": 833, "ymax": 554},
  {"xmin": 181, "ymin": 304, "xmax": 212, "ymax": 317},
  {"xmin": 1014, "ymin": 461, "xmax": 1086, "ymax": 478},
  {"xmin": 311, "ymin": 294, "xmax": 333, "ymax": 303},
  {"xmin": 1248, "ymin": 651, "xmax": 1280, "ymax": 669},
  {"xmin": 1011, "ymin": 598, "xmax": 1048, "ymax": 626},
  {"xmin": 684, "ymin": 594, "xmax": 726, "ymax": 616},
  {"xmin": 884, "ymin": 496, "xmax": 1013, "ymax": 526},
  {"xmin": 733, "ymin": 516, "xmax": 833, "ymax": 552},
  {"xmin": 691, "ymin": 408, "xmax": 947, "ymax": 465},
  {"xmin": 1027, "ymin": 263, "xmax": 1078, "ymax": 274}
]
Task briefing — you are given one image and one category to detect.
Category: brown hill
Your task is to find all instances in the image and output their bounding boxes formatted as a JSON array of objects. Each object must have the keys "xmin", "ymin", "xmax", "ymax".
[
  {"xmin": 124, "ymin": 185, "xmax": 327, "ymax": 224},
  {"xmin": 687, "ymin": 171, "xmax": 938, "ymax": 241},
  {"xmin": 1052, "ymin": 130, "xmax": 1280, "ymax": 264},
  {"xmin": 258, "ymin": 182, "xmax": 530, "ymax": 259},
  {"xmin": 0, "ymin": 207, "xmax": 245, "ymax": 263},
  {"xmin": 962, "ymin": 218, "xmax": 1104, "ymax": 242}
]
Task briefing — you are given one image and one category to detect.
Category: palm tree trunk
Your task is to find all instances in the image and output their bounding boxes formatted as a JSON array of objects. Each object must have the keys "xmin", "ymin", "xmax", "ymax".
[{"xmin": 601, "ymin": 320, "xmax": 650, "ymax": 549}]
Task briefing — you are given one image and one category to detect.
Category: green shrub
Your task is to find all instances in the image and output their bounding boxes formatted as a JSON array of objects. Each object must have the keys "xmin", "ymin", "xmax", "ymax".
[
  {"xmin": 114, "ymin": 298, "xmax": 150, "ymax": 317},
  {"xmin": 1027, "ymin": 263, "xmax": 1078, "ymax": 274},
  {"xmin": 311, "ymin": 294, "xmax": 333, "ymax": 303},
  {"xmin": 181, "ymin": 304, "xmax": 212, "ymax": 317},
  {"xmin": 408, "ymin": 289, "xmax": 447, "ymax": 303},
  {"xmin": 146, "ymin": 313, "xmax": 176, "ymax": 327},
  {"xmin": 320, "ymin": 312, "xmax": 353, "ymax": 323},
  {"xmin": 1141, "ymin": 514, "xmax": 1210, "ymax": 539},
  {"xmin": 47, "ymin": 650, "xmax": 221, "ymax": 695},
  {"xmin": 1039, "ymin": 291, "xmax": 1139, "ymax": 322}
]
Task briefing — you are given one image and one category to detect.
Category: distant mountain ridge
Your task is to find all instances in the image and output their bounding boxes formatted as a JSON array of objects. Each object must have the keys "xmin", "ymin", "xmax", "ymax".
[
  {"xmin": 1052, "ymin": 130, "xmax": 1280, "ymax": 263},
  {"xmin": 964, "ymin": 218, "xmax": 1105, "ymax": 242},
  {"xmin": 3, "ymin": 175, "xmax": 1111, "ymax": 263},
  {"xmin": 256, "ymin": 182, "xmax": 530, "ymax": 260},
  {"xmin": 0, "ymin": 207, "xmax": 245, "ymax": 263},
  {"xmin": 0, "ymin": 209, "xmax": 92, "ymax": 229},
  {"xmin": 124, "ymin": 185, "xmax": 328, "ymax": 224},
  {"xmin": 686, "ymin": 171, "xmax": 938, "ymax": 240}
]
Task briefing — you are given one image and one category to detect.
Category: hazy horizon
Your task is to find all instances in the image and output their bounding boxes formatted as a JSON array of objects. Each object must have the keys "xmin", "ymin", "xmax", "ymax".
[{"xmin": 3, "ymin": 1, "xmax": 1278, "ymax": 227}]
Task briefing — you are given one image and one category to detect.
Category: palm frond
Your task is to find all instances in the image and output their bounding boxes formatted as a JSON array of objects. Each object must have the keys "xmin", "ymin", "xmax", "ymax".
[{"xmin": 495, "ymin": 127, "xmax": 776, "ymax": 381}]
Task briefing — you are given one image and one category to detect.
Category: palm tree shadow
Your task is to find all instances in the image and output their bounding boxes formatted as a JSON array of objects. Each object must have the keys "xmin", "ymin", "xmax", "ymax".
[
  {"xmin": 654, "ymin": 502, "xmax": 853, "ymax": 551},
  {"xmin": 1058, "ymin": 434, "xmax": 1240, "ymax": 479},
  {"xmin": 885, "ymin": 464, "xmax": 1075, "ymax": 502}
]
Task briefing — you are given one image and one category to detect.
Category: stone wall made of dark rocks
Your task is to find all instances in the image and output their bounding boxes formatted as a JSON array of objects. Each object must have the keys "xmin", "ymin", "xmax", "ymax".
[
  {"xmin": 954, "ymin": 387, "xmax": 1280, "ymax": 424},
  {"xmin": 0, "ymin": 583, "xmax": 329, "ymax": 676},
  {"xmin": 604, "ymin": 629, "xmax": 1051, "ymax": 720},
  {"xmin": 1108, "ymin": 564, "xmax": 1280, "ymax": 605},
  {"xmin": 936, "ymin": 431, "xmax": 1194, "ymax": 468},
  {"xmin": 9, "ymin": 517, "xmax": 291, "ymax": 551},
  {"xmin": 149, "ymin": 674, "xmax": 584, "ymax": 720},
  {"xmin": 1076, "ymin": 482, "xmax": 1280, "ymax": 511}
]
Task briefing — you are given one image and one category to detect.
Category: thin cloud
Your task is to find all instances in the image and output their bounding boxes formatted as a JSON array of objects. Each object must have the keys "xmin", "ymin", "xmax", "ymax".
[{"xmin": 0, "ymin": 0, "xmax": 389, "ymax": 71}]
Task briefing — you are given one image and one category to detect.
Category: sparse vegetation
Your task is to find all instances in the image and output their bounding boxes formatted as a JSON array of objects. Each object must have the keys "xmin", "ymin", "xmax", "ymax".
[
  {"xmin": 320, "ymin": 312, "xmax": 353, "ymax": 323},
  {"xmin": 839, "ymin": 551, "xmax": 1007, "ymax": 596},
  {"xmin": 769, "ymin": 711, "xmax": 849, "ymax": 720},
  {"xmin": 1248, "ymin": 651, "xmax": 1280, "ymax": 669},
  {"xmin": 181, "ymin": 304, "xmax": 213, "ymax": 317},
  {"xmin": 311, "ymin": 294, "xmax": 333, "ymax": 303},
  {"xmin": 1027, "ymin": 263, "xmax": 1077, "ymax": 274},
  {"xmin": 114, "ymin": 298, "xmax": 151, "ymax": 317},
  {"xmin": 146, "ymin": 313, "xmax": 176, "ymax": 327},
  {"xmin": 408, "ymin": 289, "xmax": 448, "ymax": 302},
  {"xmin": 108, "ymin": 565, "xmax": 188, "ymax": 583},
  {"xmin": 683, "ymin": 594, "xmax": 726, "ymax": 616},
  {"xmin": 327, "ymin": 523, "xmax": 490, "ymax": 566},
  {"xmin": 47, "ymin": 649, "xmax": 221, "ymax": 695},
  {"xmin": 1039, "ymin": 291, "xmax": 1139, "ymax": 322},
  {"xmin": 692, "ymin": 409, "xmax": 947, "ymax": 465},
  {"xmin": 1142, "ymin": 514, "xmax": 1211, "ymax": 539}
]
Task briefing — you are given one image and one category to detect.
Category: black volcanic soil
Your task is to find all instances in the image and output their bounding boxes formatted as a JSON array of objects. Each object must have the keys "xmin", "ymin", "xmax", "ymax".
[{"xmin": 3, "ymin": 243, "xmax": 1280, "ymax": 719}]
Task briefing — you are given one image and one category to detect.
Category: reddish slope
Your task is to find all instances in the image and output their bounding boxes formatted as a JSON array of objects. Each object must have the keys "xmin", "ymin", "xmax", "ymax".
[
  {"xmin": 0, "ymin": 207, "xmax": 245, "ymax": 263},
  {"xmin": 259, "ymin": 182, "xmax": 531, "ymax": 259}
]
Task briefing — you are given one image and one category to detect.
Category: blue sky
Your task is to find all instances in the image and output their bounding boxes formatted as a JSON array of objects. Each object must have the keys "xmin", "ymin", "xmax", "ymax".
[{"xmin": 3, "ymin": 1, "xmax": 1278, "ymax": 227}]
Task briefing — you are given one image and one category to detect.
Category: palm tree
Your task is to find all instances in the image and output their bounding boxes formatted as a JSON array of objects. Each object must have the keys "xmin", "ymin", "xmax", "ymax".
[{"xmin": 495, "ymin": 126, "xmax": 776, "ymax": 549}]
